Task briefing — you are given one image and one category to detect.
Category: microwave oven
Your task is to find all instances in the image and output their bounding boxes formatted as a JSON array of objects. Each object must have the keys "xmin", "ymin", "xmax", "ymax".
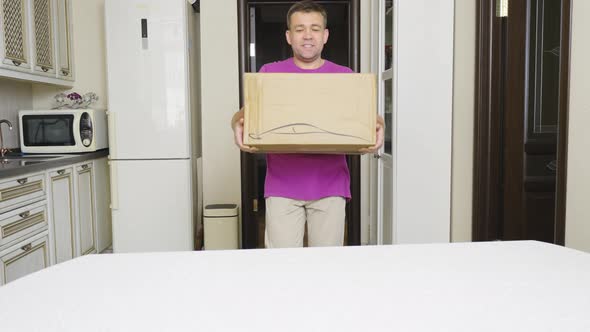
[{"xmin": 19, "ymin": 109, "xmax": 108, "ymax": 153}]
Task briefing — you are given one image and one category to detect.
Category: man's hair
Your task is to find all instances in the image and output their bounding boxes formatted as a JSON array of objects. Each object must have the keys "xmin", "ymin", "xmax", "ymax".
[{"xmin": 286, "ymin": 1, "xmax": 328, "ymax": 29}]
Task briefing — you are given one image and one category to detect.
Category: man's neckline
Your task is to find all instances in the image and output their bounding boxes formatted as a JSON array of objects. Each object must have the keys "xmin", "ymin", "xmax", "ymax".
[{"xmin": 291, "ymin": 57, "xmax": 326, "ymax": 70}]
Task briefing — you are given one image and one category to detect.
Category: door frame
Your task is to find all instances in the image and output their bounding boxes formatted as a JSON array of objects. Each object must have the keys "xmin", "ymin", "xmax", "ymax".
[
  {"xmin": 237, "ymin": 0, "xmax": 361, "ymax": 248},
  {"xmin": 472, "ymin": 0, "xmax": 571, "ymax": 243}
]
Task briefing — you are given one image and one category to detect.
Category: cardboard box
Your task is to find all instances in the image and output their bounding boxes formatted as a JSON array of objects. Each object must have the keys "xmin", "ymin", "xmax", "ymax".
[{"xmin": 243, "ymin": 73, "xmax": 376, "ymax": 153}]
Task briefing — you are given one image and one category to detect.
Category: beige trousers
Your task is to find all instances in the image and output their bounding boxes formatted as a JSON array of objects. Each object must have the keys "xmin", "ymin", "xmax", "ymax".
[{"xmin": 264, "ymin": 196, "xmax": 346, "ymax": 248}]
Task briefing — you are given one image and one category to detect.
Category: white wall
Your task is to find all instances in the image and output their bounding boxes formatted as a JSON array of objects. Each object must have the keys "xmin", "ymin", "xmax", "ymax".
[
  {"xmin": 450, "ymin": 0, "xmax": 475, "ymax": 242},
  {"xmin": 0, "ymin": 79, "xmax": 32, "ymax": 148},
  {"xmin": 199, "ymin": 2, "xmax": 241, "ymax": 209},
  {"xmin": 565, "ymin": 0, "xmax": 590, "ymax": 252},
  {"xmin": 32, "ymin": 0, "xmax": 108, "ymax": 110}
]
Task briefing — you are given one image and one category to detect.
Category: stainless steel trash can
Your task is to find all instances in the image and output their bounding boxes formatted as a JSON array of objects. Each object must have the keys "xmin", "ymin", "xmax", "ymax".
[{"xmin": 203, "ymin": 204, "xmax": 239, "ymax": 250}]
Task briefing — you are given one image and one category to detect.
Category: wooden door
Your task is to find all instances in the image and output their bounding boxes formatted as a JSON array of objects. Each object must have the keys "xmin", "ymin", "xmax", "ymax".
[{"xmin": 473, "ymin": 0, "xmax": 571, "ymax": 243}]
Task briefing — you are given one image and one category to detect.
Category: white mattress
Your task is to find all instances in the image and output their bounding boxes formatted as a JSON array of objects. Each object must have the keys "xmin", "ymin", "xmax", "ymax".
[{"xmin": 0, "ymin": 241, "xmax": 589, "ymax": 331}]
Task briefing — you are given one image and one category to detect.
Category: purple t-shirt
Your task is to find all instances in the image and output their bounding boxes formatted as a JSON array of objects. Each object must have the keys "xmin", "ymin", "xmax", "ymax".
[{"xmin": 259, "ymin": 58, "xmax": 353, "ymax": 200}]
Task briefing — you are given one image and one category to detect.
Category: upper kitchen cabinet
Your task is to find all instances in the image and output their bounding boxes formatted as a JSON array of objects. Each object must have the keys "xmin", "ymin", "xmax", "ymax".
[
  {"xmin": 0, "ymin": 0, "xmax": 31, "ymax": 71},
  {"xmin": 0, "ymin": 0, "xmax": 73, "ymax": 86},
  {"xmin": 54, "ymin": 0, "xmax": 72, "ymax": 80},
  {"xmin": 31, "ymin": 0, "xmax": 55, "ymax": 76}
]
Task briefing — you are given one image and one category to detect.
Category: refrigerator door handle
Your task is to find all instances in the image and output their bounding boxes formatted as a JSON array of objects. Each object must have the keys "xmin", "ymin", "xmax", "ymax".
[
  {"xmin": 107, "ymin": 111, "xmax": 117, "ymax": 159},
  {"xmin": 109, "ymin": 161, "xmax": 119, "ymax": 210}
]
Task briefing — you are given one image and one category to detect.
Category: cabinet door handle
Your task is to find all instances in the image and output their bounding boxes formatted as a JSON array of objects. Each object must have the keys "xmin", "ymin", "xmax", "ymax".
[
  {"xmin": 41, "ymin": 66, "xmax": 49, "ymax": 72},
  {"xmin": 57, "ymin": 170, "xmax": 66, "ymax": 175},
  {"xmin": 17, "ymin": 178, "xmax": 28, "ymax": 185},
  {"xmin": 21, "ymin": 243, "xmax": 33, "ymax": 252},
  {"xmin": 82, "ymin": 164, "xmax": 89, "ymax": 170},
  {"xmin": 12, "ymin": 60, "xmax": 22, "ymax": 66},
  {"xmin": 61, "ymin": 69, "xmax": 69, "ymax": 76},
  {"xmin": 19, "ymin": 211, "xmax": 30, "ymax": 218}
]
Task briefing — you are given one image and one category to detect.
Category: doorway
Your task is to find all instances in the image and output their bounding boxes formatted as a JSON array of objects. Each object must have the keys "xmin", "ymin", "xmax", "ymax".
[
  {"xmin": 237, "ymin": 0, "xmax": 360, "ymax": 249},
  {"xmin": 473, "ymin": 0, "xmax": 571, "ymax": 243}
]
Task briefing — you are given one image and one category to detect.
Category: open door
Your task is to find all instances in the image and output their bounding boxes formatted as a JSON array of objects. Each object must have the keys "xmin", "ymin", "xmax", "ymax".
[
  {"xmin": 371, "ymin": 0, "xmax": 395, "ymax": 245},
  {"xmin": 369, "ymin": 0, "xmax": 454, "ymax": 245}
]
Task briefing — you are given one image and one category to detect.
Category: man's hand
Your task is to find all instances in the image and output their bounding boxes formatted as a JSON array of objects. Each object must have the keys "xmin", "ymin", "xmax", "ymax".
[
  {"xmin": 232, "ymin": 108, "xmax": 258, "ymax": 153},
  {"xmin": 358, "ymin": 115, "xmax": 385, "ymax": 154}
]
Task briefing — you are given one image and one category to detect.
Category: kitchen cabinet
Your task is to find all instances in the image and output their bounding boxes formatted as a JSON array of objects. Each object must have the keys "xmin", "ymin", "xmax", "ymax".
[
  {"xmin": 0, "ymin": 172, "xmax": 45, "ymax": 213},
  {"xmin": 0, "ymin": 0, "xmax": 73, "ymax": 86},
  {"xmin": 0, "ymin": 154, "xmax": 109, "ymax": 285},
  {"xmin": 93, "ymin": 157, "xmax": 111, "ymax": 253},
  {"xmin": 0, "ymin": 230, "xmax": 49, "ymax": 285},
  {"xmin": 31, "ymin": 0, "xmax": 55, "ymax": 75},
  {"xmin": 74, "ymin": 162, "xmax": 95, "ymax": 255},
  {"xmin": 48, "ymin": 166, "xmax": 75, "ymax": 264},
  {"xmin": 0, "ymin": 171, "xmax": 48, "ymax": 286},
  {"xmin": 0, "ymin": 0, "xmax": 31, "ymax": 71},
  {"xmin": 54, "ymin": 0, "xmax": 72, "ymax": 79},
  {"xmin": 45, "ymin": 158, "xmax": 110, "ymax": 263},
  {"xmin": 0, "ymin": 199, "xmax": 47, "ymax": 248}
]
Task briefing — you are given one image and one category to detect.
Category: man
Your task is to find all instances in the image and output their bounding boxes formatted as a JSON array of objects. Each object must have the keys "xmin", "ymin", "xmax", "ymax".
[{"xmin": 232, "ymin": 0, "xmax": 384, "ymax": 248}]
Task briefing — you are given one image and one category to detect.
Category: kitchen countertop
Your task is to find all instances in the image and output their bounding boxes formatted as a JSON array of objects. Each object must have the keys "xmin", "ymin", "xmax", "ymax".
[
  {"xmin": 0, "ymin": 241, "xmax": 589, "ymax": 331},
  {"xmin": 0, "ymin": 149, "xmax": 109, "ymax": 179}
]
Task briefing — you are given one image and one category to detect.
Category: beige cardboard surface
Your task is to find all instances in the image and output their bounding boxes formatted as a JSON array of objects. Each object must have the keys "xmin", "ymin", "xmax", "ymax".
[{"xmin": 243, "ymin": 73, "xmax": 376, "ymax": 153}]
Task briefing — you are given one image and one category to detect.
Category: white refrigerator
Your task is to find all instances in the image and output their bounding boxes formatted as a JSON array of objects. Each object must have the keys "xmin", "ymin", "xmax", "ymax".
[{"xmin": 104, "ymin": 0, "xmax": 201, "ymax": 252}]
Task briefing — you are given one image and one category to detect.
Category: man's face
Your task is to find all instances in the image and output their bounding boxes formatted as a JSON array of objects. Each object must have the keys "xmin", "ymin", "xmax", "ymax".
[{"xmin": 286, "ymin": 11, "xmax": 329, "ymax": 63}]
